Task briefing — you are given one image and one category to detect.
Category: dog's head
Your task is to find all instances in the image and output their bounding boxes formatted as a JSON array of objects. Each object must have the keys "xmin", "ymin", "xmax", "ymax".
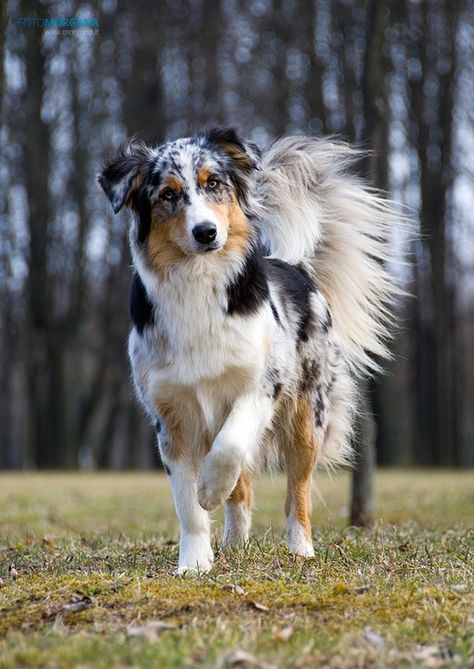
[{"xmin": 98, "ymin": 128, "xmax": 259, "ymax": 272}]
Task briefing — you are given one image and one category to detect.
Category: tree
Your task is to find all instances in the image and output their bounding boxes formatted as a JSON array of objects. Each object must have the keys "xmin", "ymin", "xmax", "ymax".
[{"xmin": 350, "ymin": 0, "xmax": 391, "ymax": 527}]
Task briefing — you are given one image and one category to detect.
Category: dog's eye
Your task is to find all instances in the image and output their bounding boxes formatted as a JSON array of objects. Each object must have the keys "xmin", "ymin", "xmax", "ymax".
[
  {"xmin": 160, "ymin": 188, "xmax": 175, "ymax": 201},
  {"xmin": 207, "ymin": 178, "xmax": 220, "ymax": 190}
]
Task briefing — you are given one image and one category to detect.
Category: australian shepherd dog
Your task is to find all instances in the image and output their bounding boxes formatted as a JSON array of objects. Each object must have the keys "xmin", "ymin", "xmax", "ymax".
[{"xmin": 98, "ymin": 127, "xmax": 399, "ymax": 574}]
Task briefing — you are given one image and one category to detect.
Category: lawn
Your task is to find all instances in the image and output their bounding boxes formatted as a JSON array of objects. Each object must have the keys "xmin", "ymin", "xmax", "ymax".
[{"xmin": 0, "ymin": 469, "xmax": 473, "ymax": 668}]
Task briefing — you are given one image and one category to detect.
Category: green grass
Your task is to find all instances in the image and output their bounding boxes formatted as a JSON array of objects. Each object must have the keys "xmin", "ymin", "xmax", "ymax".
[{"xmin": 0, "ymin": 469, "xmax": 473, "ymax": 668}]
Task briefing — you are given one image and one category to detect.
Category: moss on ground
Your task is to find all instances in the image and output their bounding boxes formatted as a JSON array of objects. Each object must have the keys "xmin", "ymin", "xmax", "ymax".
[{"xmin": 0, "ymin": 470, "xmax": 473, "ymax": 668}]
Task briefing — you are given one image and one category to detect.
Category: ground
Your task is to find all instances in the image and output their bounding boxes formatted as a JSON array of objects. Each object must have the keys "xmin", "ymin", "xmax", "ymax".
[{"xmin": 0, "ymin": 469, "xmax": 472, "ymax": 669}]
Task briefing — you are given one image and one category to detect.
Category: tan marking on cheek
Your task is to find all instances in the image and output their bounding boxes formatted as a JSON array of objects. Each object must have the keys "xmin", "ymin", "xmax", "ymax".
[
  {"xmin": 224, "ymin": 196, "xmax": 251, "ymax": 256},
  {"xmin": 147, "ymin": 209, "xmax": 187, "ymax": 274},
  {"xmin": 228, "ymin": 471, "xmax": 253, "ymax": 509},
  {"xmin": 206, "ymin": 199, "xmax": 230, "ymax": 232},
  {"xmin": 284, "ymin": 398, "xmax": 319, "ymax": 541},
  {"xmin": 206, "ymin": 193, "xmax": 251, "ymax": 257}
]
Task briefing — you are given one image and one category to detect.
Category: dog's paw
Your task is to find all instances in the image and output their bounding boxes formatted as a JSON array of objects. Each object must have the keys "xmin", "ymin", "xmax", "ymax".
[
  {"xmin": 287, "ymin": 522, "xmax": 315, "ymax": 557},
  {"xmin": 288, "ymin": 539, "xmax": 315, "ymax": 557},
  {"xmin": 223, "ymin": 501, "xmax": 252, "ymax": 547},
  {"xmin": 177, "ymin": 535, "xmax": 214, "ymax": 575},
  {"xmin": 197, "ymin": 452, "xmax": 240, "ymax": 512},
  {"xmin": 176, "ymin": 559, "xmax": 213, "ymax": 576}
]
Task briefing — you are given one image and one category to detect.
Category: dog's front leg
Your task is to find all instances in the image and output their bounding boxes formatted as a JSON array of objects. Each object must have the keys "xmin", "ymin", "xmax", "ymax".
[
  {"xmin": 161, "ymin": 453, "xmax": 213, "ymax": 574},
  {"xmin": 197, "ymin": 394, "xmax": 273, "ymax": 512}
]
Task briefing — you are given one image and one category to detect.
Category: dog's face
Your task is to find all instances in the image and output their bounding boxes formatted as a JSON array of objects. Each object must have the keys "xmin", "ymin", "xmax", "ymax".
[{"xmin": 98, "ymin": 128, "xmax": 259, "ymax": 272}]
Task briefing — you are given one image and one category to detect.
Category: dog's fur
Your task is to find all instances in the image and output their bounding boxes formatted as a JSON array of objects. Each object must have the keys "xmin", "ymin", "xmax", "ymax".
[{"xmin": 98, "ymin": 128, "xmax": 400, "ymax": 573}]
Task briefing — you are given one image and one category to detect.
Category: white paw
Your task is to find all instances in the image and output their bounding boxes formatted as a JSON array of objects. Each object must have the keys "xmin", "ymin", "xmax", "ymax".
[
  {"xmin": 288, "ymin": 539, "xmax": 315, "ymax": 557},
  {"xmin": 287, "ymin": 522, "xmax": 315, "ymax": 557},
  {"xmin": 197, "ymin": 452, "xmax": 240, "ymax": 512},
  {"xmin": 177, "ymin": 534, "xmax": 214, "ymax": 575}
]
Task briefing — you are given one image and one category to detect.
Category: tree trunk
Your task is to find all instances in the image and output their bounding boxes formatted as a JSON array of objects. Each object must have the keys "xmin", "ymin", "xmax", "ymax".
[
  {"xmin": 350, "ymin": 391, "xmax": 377, "ymax": 527},
  {"xmin": 23, "ymin": 4, "xmax": 56, "ymax": 468},
  {"xmin": 350, "ymin": 0, "xmax": 390, "ymax": 527}
]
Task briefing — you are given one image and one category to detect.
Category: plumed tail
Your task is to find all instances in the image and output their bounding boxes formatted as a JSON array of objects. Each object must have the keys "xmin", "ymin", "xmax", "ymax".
[{"xmin": 258, "ymin": 135, "xmax": 405, "ymax": 375}]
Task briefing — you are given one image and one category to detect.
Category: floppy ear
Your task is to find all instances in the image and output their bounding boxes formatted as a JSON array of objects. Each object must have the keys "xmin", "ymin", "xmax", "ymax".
[
  {"xmin": 97, "ymin": 139, "xmax": 151, "ymax": 214},
  {"xmin": 205, "ymin": 127, "xmax": 260, "ymax": 173}
]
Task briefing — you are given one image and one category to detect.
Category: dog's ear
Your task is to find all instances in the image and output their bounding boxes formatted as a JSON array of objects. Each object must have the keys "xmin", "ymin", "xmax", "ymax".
[
  {"xmin": 205, "ymin": 127, "xmax": 260, "ymax": 172},
  {"xmin": 97, "ymin": 139, "xmax": 151, "ymax": 214}
]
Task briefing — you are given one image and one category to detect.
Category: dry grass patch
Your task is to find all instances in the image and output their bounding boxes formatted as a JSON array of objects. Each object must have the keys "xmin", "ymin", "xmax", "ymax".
[{"xmin": 0, "ymin": 469, "xmax": 473, "ymax": 668}]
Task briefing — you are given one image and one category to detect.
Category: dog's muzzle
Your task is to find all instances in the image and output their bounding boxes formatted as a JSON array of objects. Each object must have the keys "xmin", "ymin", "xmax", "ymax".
[{"xmin": 192, "ymin": 222, "xmax": 218, "ymax": 249}]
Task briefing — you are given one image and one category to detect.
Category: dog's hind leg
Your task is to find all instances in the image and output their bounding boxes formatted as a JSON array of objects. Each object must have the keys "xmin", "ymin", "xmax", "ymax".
[
  {"xmin": 283, "ymin": 397, "xmax": 319, "ymax": 557},
  {"xmin": 223, "ymin": 471, "xmax": 253, "ymax": 547}
]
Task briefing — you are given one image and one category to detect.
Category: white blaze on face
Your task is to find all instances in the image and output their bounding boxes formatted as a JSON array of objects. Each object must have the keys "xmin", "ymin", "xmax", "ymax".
[{"xmin": 180, "ymin": 151, "xmax": 228, "ymax": 251}]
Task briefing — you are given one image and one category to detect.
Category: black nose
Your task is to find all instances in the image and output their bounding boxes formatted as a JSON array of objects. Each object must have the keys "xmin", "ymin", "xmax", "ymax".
[{"xmin": 192, "ymin": 222, "xmax": 217, "ymax": 245}]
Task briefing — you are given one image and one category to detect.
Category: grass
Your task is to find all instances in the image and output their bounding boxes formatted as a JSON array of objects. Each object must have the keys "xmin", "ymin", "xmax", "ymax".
[{"xmin": 0, "ymin": 469, "xmax": 473, "ymax": 668}]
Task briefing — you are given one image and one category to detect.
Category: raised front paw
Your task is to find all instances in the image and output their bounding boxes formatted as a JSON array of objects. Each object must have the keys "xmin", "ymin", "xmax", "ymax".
[{"xmin": 197, "ymin": 452, "xmax": 240, "ymax": 512}]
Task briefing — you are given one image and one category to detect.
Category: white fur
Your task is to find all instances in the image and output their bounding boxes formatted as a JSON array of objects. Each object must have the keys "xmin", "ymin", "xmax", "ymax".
[
  {"xmin": 120, "ymin": 134, "xmax": 403, "ymax": 571},
  {"xmin": 197, "ymin": 393, "xmax": 273, "ymax": 511},
  {"xmin": 258, "ymin": 136, "xmax": 404, "ymax": 374},
  {"xmin": 129, "ymin": 246, "xmax": 275, "ymax": 569},
  {"xmin": 287, "ymin": 510, "xmax": 315, "ymax": 557},
  {"xmin": 131, "ymin": 247, "xmax": 268, "ymax": 387},
  {"xmin": 165, "ymin": 456, "xmax": 214, "ymax": 574}
]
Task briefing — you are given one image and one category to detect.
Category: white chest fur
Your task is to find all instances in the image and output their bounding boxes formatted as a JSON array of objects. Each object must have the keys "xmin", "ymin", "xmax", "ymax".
[{"xmin": 128, "ymin": 255, "xmax": 269, "ymax": 433}]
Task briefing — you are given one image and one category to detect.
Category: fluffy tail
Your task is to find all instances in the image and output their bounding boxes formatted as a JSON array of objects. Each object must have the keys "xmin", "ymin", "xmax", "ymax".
[{"xmin": 258, "ymin": 135, "xmax": 404, "ymax": 375}]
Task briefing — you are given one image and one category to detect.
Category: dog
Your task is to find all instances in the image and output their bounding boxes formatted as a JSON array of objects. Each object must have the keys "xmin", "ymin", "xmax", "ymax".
[{"xmin": 98, "ymin": 127, "xmax": 399, "ymax": 573}]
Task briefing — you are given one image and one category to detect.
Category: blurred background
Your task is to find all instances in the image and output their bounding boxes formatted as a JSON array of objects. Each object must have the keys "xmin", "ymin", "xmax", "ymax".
[{"xmin": 0, "ymin": 0, "xmax": 472, "ymax": 471}]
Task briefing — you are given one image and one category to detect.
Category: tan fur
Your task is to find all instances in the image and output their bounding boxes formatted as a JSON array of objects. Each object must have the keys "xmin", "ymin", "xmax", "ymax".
[
  {"xmin": 147, "ymin": 209, "xmax": 187, "ymax": 274},
  {"xmin": 154, "ymin": 400, "xmax": 185, "ymax": 461},
  {"xmin": 228, "ymin": 471, "xmax": 253, "ymax": 509},
  {"xmin": 197, "ymin": 166, "xmax": 212, "ymax": 186},
  {"xmin": 160, "ymin": 175, "xmax": 183, "ymax": 195},
  {"xmin": 219, "ymin": 142, "xmax": 254, "ymax": 172},
  {"xmin": 283, "ymin": 398, "xmax": 319, "ymax": 541},
  {"xmin": 124, "ymin": 174, "xmax": 144, "ymax": 208},
  {"xmin": 221, "ymin": 196, "xmax": 251, "ymax": 256}
]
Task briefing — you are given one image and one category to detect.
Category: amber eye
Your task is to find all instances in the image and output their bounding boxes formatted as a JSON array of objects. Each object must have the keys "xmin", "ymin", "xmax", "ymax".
[
  {"xmin": 160, "ymin": 188, "xmax": 175, "ymax": 201},
  {"xmin": 207, "ymin": 178, "xmax": 220, "ymax": 190}
]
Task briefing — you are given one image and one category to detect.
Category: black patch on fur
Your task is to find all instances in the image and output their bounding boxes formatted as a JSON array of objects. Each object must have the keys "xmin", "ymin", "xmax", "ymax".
[
  {"xmin": 163, "ymin": 463, "xmax": 171, "ymax": 476},
  {"xmin": 98, "ymin": 139, "xmax": 150, "ymax": 214},
  {"xmin": 182, "ymin": 190, "xmax": 191, "ymax": 206},
  {"xmin": 155, "ymin": 418, "xmax": 161, "ymax": 434},
  {"xmin": 226, "ymin": 245, "xmax": 269, "ymax": 316},
  {"xmin": 131, "ymin": 189, "xmax": 152, "ymax": 244},
  {"xmin": 148, "ymin": 165, "xmax": 162, "ymax": 187},
  {"xmin": 269, "ymin": 299, "xmax": 281, "ymax": 326},
  {"xmin": 203, "ymin": 127, "xmax": 257, "ymax": 208},
  {"xmin": 130, "ymin": 273, "xmax": 154, "ymax": 335},
  {"xmin": 266, "ymin": 259, "xmax": 317, "ymax": 345},
  {"xmin": 314, "ymin": 385, "xmax": 326, "ymax": 428},
  {"xmin": 205, "ymin": 127, "xmax": 250, "ymax": 160},
  {"xmin": 266, "ymin": 367, "xmax": 283, "ymax": 400},
  {"xmin": 321, "ymin": 307, "xmax": 333, "ymax": 333},
  {"xmin": 273, "ymin": 382, "xmax": 283, "ymax": 399},
  {"xmin": 299, "ymin": 358, "xmax": 320, "ymax": 394}
]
